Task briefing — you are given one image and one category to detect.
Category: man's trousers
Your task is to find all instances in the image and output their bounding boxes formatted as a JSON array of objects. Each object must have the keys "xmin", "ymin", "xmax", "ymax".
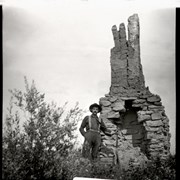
[{"xmin": 82, "ymin": 131, "xmax": 101, "ymax": 160}]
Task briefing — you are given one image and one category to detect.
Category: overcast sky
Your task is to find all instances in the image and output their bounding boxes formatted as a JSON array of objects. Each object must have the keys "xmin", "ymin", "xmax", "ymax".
[{"xmin": 3, "ymin": 0, "xmax": 176, "ymax": 154}]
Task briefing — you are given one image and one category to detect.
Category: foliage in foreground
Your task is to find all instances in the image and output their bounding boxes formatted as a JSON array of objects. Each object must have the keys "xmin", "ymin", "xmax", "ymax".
[
  {"xmin": 62, "ymin": 151, "xmax": 176, "ymax": 180},
  {"xmin": 2, "ymin": 77, "xmax": 84, "ymax": 180}
]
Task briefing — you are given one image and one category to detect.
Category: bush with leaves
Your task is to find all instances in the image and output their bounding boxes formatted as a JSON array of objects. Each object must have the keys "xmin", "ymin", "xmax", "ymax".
[
  {"xmin": 124, "ymin": 155, "xmax": 176, "ymax": 180},
  {"xmin": 60, "ymin": 149, "xmax": 176, "ymax": 180},
  {"xmin": 61, "ymin": 149, "xmax": 118, "ymax": 179},
  {"xmin": 3, "ymin": 77, "xmax": 84, "ymax": 180}
]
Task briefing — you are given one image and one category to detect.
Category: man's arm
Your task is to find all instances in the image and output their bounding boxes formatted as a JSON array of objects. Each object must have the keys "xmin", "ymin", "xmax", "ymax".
[{"xmin": 79, "ymin": 116, "xmax": 88, "ymax": 136}]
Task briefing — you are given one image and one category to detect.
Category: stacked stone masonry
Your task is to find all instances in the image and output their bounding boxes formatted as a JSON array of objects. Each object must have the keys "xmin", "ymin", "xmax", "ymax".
[
  {"xmin": 98, "ymin": 14, "xmax": 171, "ymax": 168},
  {"xmin": 110, "ymin": 14, "xmax": 145, "ymax": 97}
]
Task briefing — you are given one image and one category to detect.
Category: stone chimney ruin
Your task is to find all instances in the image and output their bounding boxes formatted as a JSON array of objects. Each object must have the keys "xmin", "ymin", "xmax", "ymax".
[{"xmin": 98, "ymin": 14, "xmax": 171, "ymax": 167}]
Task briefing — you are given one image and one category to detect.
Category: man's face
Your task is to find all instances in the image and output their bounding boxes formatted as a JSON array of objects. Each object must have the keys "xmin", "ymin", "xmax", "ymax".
[{"xmin": 91, "ymin": 107, "xmax": 99, "ymax": 115}]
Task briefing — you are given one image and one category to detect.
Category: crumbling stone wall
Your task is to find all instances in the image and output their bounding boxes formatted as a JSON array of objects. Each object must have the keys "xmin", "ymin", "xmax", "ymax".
[
  {"xmin": 98, "ymin": 14, "xmax": 171, "ymax": 167},
  {"xmin": 110, "ymin": 14, "xmax": 145, "ymax": 96}
]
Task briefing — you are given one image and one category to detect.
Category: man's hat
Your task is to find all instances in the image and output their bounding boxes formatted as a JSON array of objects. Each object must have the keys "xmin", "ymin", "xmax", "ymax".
[{"xmin": 89, "ymin": 103, "xmax": 102, "ymax": 112}]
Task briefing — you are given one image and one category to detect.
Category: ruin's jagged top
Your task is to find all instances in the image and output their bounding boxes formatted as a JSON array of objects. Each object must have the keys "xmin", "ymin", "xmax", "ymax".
[{"xmin": 110, "ymin": 14, "xmax": 145, "ymax": 96}]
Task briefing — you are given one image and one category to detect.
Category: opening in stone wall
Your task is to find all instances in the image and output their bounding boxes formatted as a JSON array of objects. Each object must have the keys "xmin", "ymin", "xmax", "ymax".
[{"xmin": 121, "ymin": 100, "xmax": 146, "ymax": 153}]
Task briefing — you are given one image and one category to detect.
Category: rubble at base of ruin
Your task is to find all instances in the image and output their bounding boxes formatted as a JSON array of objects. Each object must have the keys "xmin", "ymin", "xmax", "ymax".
[{"xmin": 98, "ymin": 14, "xmax": 171, "ymax": 168}]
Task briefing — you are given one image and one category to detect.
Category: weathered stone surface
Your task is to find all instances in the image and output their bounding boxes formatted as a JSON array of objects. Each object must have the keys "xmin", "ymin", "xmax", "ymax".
[
  {"xmin": 154, "ymin": 102, "xmax": 162, "ymax": 106},
  {"xmin": 119, "ymin": 23, "xmax": 126, "ymax": 38},
  {"xmin": 149, "ymin": 138, "xmax": 161, "ymax": 144},
  {"xmin": 103, "ymin": 139, "xmax": 115, "ymax": 146},
  {"xmin": 121, "ymin": 97, "xmax": 137, "ymax": 100},
  {"xmin": 146, "ymin": 132, "xmax": 164, "ymax": 140},
  {"xmin": 112, "ymin": 101, "xmax": 125, "ymax": 112},
  {"xmin": 124, "ymin": 135, "xmax": 132, "ymax": 140},
  {"xmin": 139, "ymin": 93, "xmax": 152, "ymax": 99},
  {"xmin": 99, "ymin": 152, "xmax": 108, "ymax": 157},
  {"xmin": 145, "ymin": 120, "xmax": 163, "ymax": 127},
  {"xmin": 128, "ymin": 14, "xmax": 139, "ymax": 48},
  {"xmin": 112, "ymin": 25, "xmax": 120, "ymax": 47},
  {"xmin": 116, "ymin": 141, "xmax": 149, "ymax": 170},
  {"xmin": 109, "ymin": 96, "xmax": 118, "ymax": 102},
  {"xmin": 137, "ymin": 110, "xmax": 153, "ymax": 115},
  {"xmin": 145, "ymin": 126, "xmax": 162, "ymax": 132},
  {"xmin": 132, "ymin": 104, "xmax": 143, "ymax": 108},
  {"xmin": 148, "ymin": 105, "xmax": 164, "ymax": 111},
  {"xmin": 105, "ymin": 93, "xmax": 111, "ymax": 97},
  {"xmin": 110, "ymin": 15, "xmax": 145, "ymax": 95},
  {"xmin": 151, "ymin": 112, "xmax": 163, "ymax": 120},
  {"xmin": 144, "ymin": 110, "xmax": 153, "ymax": 115},
  {"xmin": 147, "ymin": 95, "xmax": 161, "ymax": 102},
  {"xmin": 101, "ymin": 117, "xmax": 117, "ymax": 128},
  {"xmin": 162, "ymin": 117, "xmax": 169, "ymax": 124},
  {"xmin": 101, "ymin": 108, "xmax": 112, "ymax": 114},
  {"xmin": 121, "ymin": 129, "xmax": 139, "ymax": 135},
  {"xmin": 107, "ymin": 111, "xmax": 120, "ymax": 119},
  {"xmin": 133, "ymin": 99, "xmax": 146, "ymax": 104},
  {"xmin": 121, "ymin": 129, "xmax": 127, "ymax": 134},
  {"xmin": 137, "ymin": 111, "xmax": 146, "ymax": 115},
  {"xmin": 100, "ymin": 100, "xmax": 111, "ymax": 107},
  {"xmin": 127, "ymin": 15, "xmax": 145, "ymax": 90},
  {"xmin": 149, "ymin": 143, "xmax": 164, "ymax": 149},
  {"xmin": 149, "ymin": 152, "xmax": 160, "ymax": 157},
  {"xmin": 142, "ymin": 106, "xmax": 148, "ymax": 110},
  {"xmin": 101, "ymin": 106, "xmax": 112, "ymax": 111},
  {"xmin": 103, "ymin": 122, "xmax": 116, "ymax": 129},
  {"xmin": 137, "ymin": 114, "xmax": 151, "ymax": 123}
]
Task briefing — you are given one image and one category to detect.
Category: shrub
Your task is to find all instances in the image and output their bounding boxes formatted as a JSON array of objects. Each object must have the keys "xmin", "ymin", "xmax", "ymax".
[
  {"xmin": 3, "ymin": 77, "xmax": 84, "ymax": 180},
  {"xmin": 61, "ymin": 149, "xmax": 117, "ymax": 180},
  {"xmin": 61, "ymin": 150, "xmax": 176, "ymax": 180}
]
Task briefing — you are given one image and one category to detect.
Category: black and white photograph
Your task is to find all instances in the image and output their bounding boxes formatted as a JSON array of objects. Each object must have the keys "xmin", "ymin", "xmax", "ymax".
[{"xmin": 2, "ymin": 0, "xmax": 177, "ymax": 179}]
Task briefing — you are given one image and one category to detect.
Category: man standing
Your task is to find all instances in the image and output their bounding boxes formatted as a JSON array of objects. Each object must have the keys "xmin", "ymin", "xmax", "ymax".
[{"xmin": 79, "ymin": 103, "xmax": 112, "ymax": 160}]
